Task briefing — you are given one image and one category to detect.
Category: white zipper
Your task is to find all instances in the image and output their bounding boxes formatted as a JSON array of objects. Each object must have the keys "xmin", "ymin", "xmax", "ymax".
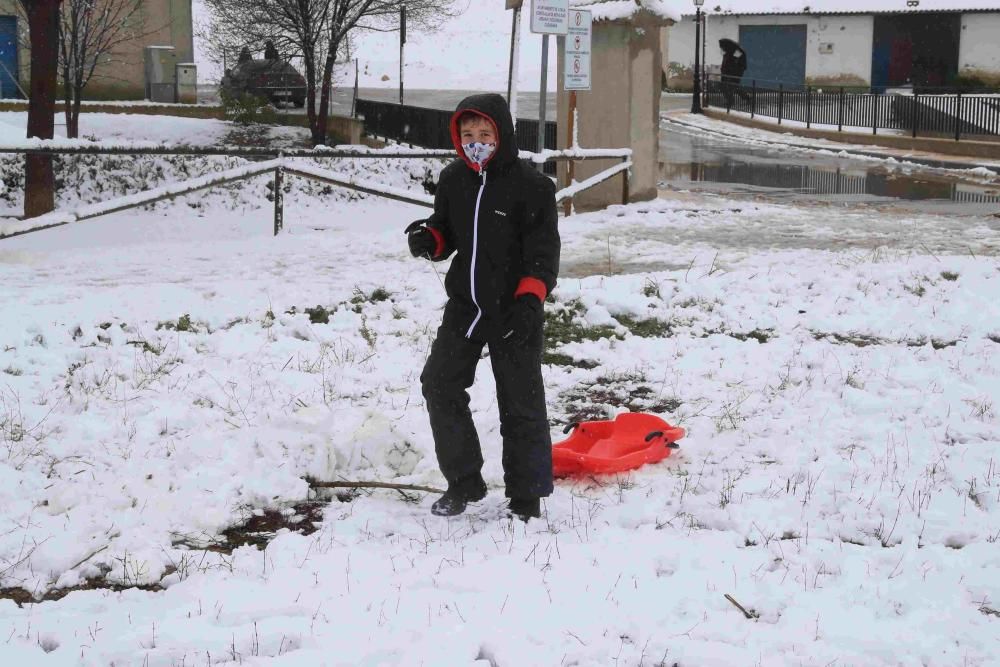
[{"xmin": 465, "ymin": 170, "xmax": 487, "ymax": 338}]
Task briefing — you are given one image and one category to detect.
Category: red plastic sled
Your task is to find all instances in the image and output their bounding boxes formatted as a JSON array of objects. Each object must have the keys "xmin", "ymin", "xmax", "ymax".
[{"xmin": 552, "ymin": 412, "xmax": 685, "ymax": 478}]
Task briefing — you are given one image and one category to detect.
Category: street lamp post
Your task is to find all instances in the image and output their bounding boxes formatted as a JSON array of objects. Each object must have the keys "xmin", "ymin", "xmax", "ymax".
[{"xmin": 691, "ymin": 0, "xmax": 704, "ymax": 113}]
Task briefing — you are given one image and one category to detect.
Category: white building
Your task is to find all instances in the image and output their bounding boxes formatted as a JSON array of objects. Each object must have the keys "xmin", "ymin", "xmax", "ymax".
[{"xmin": 663, "ymin": 0, "xmax": 1000, "ymax": 91}]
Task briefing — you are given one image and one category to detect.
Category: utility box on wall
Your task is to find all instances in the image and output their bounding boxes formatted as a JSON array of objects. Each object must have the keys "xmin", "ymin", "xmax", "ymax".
[
  {"xmin": 176, "ymin": 63, "xmax": 197, "ymax": 104},
  {"xmin": 145, "ymin": 46, "xmax": 177, "ymax": 102}
]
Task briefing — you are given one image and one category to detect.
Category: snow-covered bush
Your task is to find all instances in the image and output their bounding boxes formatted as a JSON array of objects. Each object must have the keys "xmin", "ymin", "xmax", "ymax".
[{"xmin": 0, "ymin": 150, "xmax": 447, "ymax": 213}]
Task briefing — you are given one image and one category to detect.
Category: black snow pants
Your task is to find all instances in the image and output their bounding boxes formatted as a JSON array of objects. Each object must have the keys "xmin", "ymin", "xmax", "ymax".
[{"xmin": 420, "ymin": 322, "xmax": 553, "ymax": 499}]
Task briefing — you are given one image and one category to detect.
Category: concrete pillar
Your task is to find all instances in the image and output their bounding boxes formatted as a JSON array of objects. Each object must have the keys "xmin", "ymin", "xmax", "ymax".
[{"xmin": 557, "ymin": 9, "xmax": 672, "ymax": 211}]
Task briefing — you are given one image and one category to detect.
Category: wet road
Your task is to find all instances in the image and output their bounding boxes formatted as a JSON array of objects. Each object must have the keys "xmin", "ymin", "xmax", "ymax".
[{"xmin": 658, "ymin": 118, "xmax": 1000, "ymax": 215}]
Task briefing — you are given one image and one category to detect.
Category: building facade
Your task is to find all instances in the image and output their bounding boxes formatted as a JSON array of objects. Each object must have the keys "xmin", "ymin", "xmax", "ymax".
[
  {"xmin": 0, "ymin": 0, "xmax": 193, "ymax": 100},
  {"xmin": 665, "ymin": 1, "xmax": 1000, "ymax": 91}
]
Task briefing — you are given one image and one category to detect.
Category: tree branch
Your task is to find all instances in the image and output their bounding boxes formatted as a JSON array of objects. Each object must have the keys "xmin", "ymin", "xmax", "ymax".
[{"xmin": 305, "ymin": 478, "xmax": 445, "ymax": 494}]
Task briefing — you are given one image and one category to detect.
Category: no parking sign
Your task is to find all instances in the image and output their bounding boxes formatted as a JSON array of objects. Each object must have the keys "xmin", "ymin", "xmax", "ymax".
[{"xmin": 564, "ymin": 9, "xmax": 591, "ymax": 91}]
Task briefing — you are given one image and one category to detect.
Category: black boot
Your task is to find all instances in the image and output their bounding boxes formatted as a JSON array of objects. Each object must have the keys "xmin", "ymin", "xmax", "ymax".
[
  {"xmin": 431, "ymin": 478, "xmax": 488, "ymax": 517},
  {"xmin": 507, "ymin": 497, "xmax": 541, "ymax": 522}
]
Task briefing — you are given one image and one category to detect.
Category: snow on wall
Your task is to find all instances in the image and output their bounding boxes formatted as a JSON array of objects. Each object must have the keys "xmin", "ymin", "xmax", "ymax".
[
  {"xmin": 667, "ymin": 14, "xmax": 874, "ymax": 85},
  {"xmin": 960, "ymin": 13, "xmax": 1000, "ymax": 77},
  {"xmin": 570, "ymin": 0, "xmax": 681, "ymax": 23}
]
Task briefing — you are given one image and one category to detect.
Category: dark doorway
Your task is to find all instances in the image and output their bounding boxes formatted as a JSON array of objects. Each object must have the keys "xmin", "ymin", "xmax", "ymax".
[
  {"xmin": 871, "ymin": 13, "xmax": 960, "ymax": 92},
  {"xmin": 739, "ymin": 24, "xmax": 807, "ymax": 89}
]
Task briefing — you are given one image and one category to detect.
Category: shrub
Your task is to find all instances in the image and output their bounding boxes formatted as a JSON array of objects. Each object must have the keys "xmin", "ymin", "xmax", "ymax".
[{"xmin": 220, "ymin": 89, "xmax": 277, "ymax": 126}]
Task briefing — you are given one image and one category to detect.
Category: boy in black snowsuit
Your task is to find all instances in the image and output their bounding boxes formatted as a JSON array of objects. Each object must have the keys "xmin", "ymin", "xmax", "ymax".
[{"xmin": 405, "ymin": 93, "xmax": 560, "ymax": 521}]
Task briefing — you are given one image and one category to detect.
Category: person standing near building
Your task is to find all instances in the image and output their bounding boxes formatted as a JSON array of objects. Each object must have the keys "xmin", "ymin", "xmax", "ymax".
[{"xmin": 719, "ymin": 38, "xmax": 748, "ymax": 107}]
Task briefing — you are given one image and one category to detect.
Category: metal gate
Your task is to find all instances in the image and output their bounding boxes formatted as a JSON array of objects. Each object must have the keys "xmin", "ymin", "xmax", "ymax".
[{"xmin": 739, "ymin": 24, "xmax": 807, "ymax": 90}]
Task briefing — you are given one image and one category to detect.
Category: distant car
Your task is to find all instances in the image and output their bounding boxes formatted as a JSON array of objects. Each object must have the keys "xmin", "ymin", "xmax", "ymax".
[{"xmin": 221, "ymin": 58, "xmax": 307, "ymax": 108}]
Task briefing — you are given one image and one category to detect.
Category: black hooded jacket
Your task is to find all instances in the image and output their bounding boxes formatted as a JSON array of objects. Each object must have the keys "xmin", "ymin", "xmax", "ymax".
[
  {"xmin": 720, "ymin": 48, "xmax": 747, "ymax": 79},
  {"xmin": 423, "ymin": 93, "xmax": 560, "ymax": 341}
]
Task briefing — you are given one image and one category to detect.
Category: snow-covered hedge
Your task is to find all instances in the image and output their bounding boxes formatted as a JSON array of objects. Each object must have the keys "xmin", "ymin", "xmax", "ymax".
[{"xmin": 0, "ymin": 151, "xmax": 445, "ymax": 213}]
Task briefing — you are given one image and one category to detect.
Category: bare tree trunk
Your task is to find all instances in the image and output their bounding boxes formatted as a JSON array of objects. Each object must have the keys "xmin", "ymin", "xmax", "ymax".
[
  {"xmin": 61, "ymin": 59, "xmax": 76, "ymax": 138},
  {"xmin": 303, "ymin": 55, "xmax": 320, "ymax": 145},
  {"xmin": 69, "ymin": 94, "xmax": 81, "ymax": 138},
  {"xmin": 315, "ymin": 47, "xmax": 337, "ymax": 146},
  {"xmin": 62, "ymin": 92, "xmax": 74, "ymax": 137},
  {"xmin": 24, "ymin": 0, "xmax": 63, "ymax": 218}
]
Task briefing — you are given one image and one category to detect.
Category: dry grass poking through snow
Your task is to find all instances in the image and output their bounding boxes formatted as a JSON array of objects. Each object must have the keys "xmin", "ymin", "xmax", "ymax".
[{"xmin": 0, "ymin": 194, "xmax": 999, "ymax": 664}]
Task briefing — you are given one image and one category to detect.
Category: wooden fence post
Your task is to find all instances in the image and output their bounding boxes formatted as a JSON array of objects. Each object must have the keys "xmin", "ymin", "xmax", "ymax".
[
  {"xmin": 621, "ymin": 158, "xmax": 630, "ymax": 205},
  {"xmin": 564, "ymin": 91, "xmax": 576, "ymax": 217}
]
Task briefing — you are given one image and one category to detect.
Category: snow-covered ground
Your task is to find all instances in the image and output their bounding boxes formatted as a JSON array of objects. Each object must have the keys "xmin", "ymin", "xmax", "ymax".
[{"xmin": 1, "ymin": 112, "xmax": 1000, "ymax": 665}]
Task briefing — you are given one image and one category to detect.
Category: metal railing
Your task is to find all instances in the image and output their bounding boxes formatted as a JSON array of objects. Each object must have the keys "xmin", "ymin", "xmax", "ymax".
[
  {"xmin": 0, "ymin": 143, "xmax": 631, "ymax": 240},
  {"xmin": 355, "ymin": 98, "xmax": 559, "ymax": 174},
  {"xmin": 704, "ymin": 74, "xmax": 1000, "ymax": 140}
]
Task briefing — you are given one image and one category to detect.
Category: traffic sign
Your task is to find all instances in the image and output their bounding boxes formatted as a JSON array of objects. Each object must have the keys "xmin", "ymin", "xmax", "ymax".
[
  {"xmin": 530, "ymin": 0, "xmax": 568, "ymax": 35},
  {"xmin": 564, "ymin": 9, "xmax": 591, "ymax": 90}
]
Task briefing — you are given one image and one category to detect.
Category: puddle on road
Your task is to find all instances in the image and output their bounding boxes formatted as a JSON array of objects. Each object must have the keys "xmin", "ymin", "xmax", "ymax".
[{"xmin": 659, "ymin": 127, "xmax": 1000, "ymax": 213}]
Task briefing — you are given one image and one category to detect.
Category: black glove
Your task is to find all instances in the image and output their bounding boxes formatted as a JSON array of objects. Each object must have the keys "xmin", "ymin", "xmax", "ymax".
[
  {"xmin": 503, "ymin": 295, "xmax": 543, "ymax": 345},
  {"xmin": 405, "ymin": 220, "xmax": 437, "ymax": 259}
]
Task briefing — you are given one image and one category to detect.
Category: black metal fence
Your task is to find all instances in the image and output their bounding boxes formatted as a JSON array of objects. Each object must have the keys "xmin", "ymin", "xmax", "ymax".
[
  {"xmin": 704, "ymin": 75, "xmax": 1000, "ymax": 141},
  {"xmin": 355, "ymin": 98, "xmax": 558, "ymax": 173}
]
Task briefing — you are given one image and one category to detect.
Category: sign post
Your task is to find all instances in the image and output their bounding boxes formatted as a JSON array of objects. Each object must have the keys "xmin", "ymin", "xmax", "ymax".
[
  {"xmin": 506, "ymin": 0, "xmax": 523, "ymax": 121},
  {"xmin": 399, "ymin": 3, "xmax": 406, "ymax": 141},
  {"xmin": 529, "ymin": 0, "xmax": 568, "ymax": 161},
  {"xmin": 563, "ymin": 8, "xmax": 590, "ymax": 215}
]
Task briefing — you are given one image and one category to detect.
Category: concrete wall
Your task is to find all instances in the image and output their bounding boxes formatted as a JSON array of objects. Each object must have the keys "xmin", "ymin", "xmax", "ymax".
[
  {"xmin": 0, "ymin": 0, "xmax": 194, "ymax": 100},
  {"xmin": 665, "ymin": 15, "xmax": 695, "ymax": 90},
  {"xmin": 959, "ymin": 13, "xmax": 1000, "ymax": 85},
  {"xmin": 802, "ymin": 15, "xmax": 873, "ymax": 86},
  {"xmin": 557, "ymin": 10, "xmax": 666, "ymax": 211},
  {"xmin": 667, "ymin": 14, "xmax": 875, "ymax": 89}
]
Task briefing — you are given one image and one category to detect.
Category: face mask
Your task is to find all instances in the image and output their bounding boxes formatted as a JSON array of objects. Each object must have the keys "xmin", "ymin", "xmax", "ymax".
[{"xmin": 462, "ymin": 142, "xmax": 496, "ymax": 168}]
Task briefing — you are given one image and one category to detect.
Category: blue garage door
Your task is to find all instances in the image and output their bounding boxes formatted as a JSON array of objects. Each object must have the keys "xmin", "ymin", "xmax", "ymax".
[
  {"xmin": 738, "ymin": 24, "xmax": 807, "ymax": 90},
  {"xmin": 0, "ymin": 16, "xmax": 19, "ymax": 99}
]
